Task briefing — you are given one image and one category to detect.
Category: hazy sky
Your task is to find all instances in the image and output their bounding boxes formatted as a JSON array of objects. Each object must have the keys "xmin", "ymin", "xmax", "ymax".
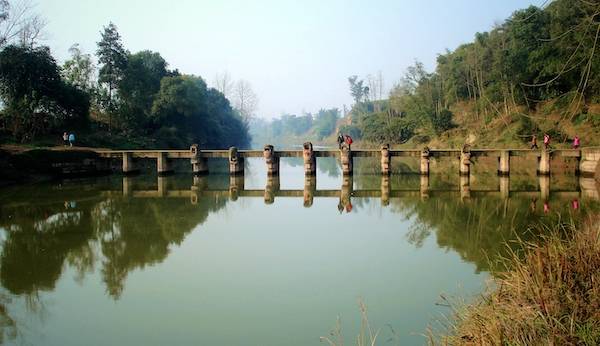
[{"xmin": 39, "ymin": 0, "xmax": 540, "ymax": 119}]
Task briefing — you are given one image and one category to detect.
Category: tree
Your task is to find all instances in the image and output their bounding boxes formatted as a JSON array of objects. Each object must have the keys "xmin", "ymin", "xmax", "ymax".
[
  {"xmin": 62, "ymin": 44, "xmax": 96, "ymax": 92},
  {"xmin": 0, "ymin": 0, "xmax": 46, "ymax": 47},
  {"xmin": 213, "ymin": 71, "xmax": 233, "ymax": 99},
  {"xmin": 0, "ymin": 45, "xmax": 89, "ymax": 141},
  {"xmin": 96, "ymin": 22, "xmax": 127, "ymax": 126},
  {"xmin": 233, "ymin": 79, "xmax": 258, "ymax": 121},
  {"xmin": 348, "ymin": 75, "xmax": 369, "ymax": 104}
]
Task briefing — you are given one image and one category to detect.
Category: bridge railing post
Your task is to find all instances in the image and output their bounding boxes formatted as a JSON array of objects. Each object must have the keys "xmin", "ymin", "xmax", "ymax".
[
  {"xmin": 190, "ymin": 144, "xmax": 208, "ymax": 175},
  {"xmin": 340, "ymin": 143, "xmax": 353, "ymax": 175},
  {"xmin": 263, "ymin": 144, "xmax": 280, "ymax": 176},
  {"xmin": 303, "ymin": 142, "xmax": 316, "ymax": 176},
  {"xmin": 420, "ymin": 147, "xmax": 430, "ymax": 175},
  {"xmin": 380, "ymin": 144, "xmax": 391, "ymax": 175},
  {"xmin": 460, "ymin": 145, "xmax": 471, "ymax": 176},
  {"xmin": 498, "ymin": 150, "xmax": 510, "ymax": 176},
  {"xmin": 229, "ymin": 147, "xmax": 244, "ymax": 175}
]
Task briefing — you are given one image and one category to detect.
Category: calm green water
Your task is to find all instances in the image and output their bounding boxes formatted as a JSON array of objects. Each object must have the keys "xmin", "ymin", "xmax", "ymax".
[{"xmin": 0, "ymin": 157, "xmax": 598, "ymax": 345}]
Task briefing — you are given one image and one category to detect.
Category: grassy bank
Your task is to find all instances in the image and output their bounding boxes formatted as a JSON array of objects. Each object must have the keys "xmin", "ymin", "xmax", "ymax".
[{"xmin": 435, "ymin": 215, "xmax": 600, "ymax": 345}]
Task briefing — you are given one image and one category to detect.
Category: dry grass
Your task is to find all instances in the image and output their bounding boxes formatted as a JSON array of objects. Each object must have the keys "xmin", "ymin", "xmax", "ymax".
[
  {"xmin": 321, "ymin": 299, "xmax": 381, "ymax": 346},
  {"xmin": 435, "ymin": 215, "xmax": 600, "ymax": 346}
]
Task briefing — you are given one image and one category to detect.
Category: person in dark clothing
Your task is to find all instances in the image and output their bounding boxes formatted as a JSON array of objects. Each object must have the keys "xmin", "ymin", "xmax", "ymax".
[
  {"xmin": 530, "ymin": 134, "xmax": 538, "ymax": 149},
  {"xmin": 337, "ymin": 133, "xmax": 344, "ymax": 149}
]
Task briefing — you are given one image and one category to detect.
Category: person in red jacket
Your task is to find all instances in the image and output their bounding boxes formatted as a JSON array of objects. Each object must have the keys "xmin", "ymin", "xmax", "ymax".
[{"xmin": 345, "ymin": 134, "xmax": 353, "ymax": 149}]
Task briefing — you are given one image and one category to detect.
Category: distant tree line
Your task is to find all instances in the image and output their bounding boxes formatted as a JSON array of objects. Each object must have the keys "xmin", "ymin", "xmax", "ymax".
[
  {"xmin": 346, "ymin": 0, "xmax": 600, "ymax": 145},
  {"xmin": 0, "ymin": 3, "xmax": 250, "ymax": 148}
]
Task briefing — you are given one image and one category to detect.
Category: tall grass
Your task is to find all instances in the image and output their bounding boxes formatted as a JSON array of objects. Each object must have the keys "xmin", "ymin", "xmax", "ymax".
[{"xmin": 435, "ymin": 215, "xmax": 600, "ymax": 345}]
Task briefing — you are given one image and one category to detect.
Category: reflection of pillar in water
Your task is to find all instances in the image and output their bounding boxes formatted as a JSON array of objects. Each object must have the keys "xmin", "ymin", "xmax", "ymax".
[
  {"xmin": 190, "ymin": 176, "xmax": 208, "ymax": 205},
  {"xmin": 460, "ymin": 175, "xmax": 471, "ymax": 200},
  {"xmin": 420, "ymin": 175, "xmax": 430, "ymax": 199},
  {"xmin": 303, "ymin": 175, "xmax": 316, "ymax": 207},
  {"xmin": 340, "ymin": 175, "xmax": 353, "ymax": 209},
  {"xmin": 264, "ymin": 175, "xmax": 280, "ymax": 205},
  {"xmin": 381, "ymin": 174, "xmax": 390, "ymax": 206},
  {"xmin": 538, "ymin": 149, "xmax": 551, "ymax": 176},
  {"xmin": 499, "ymin": 176, "xmax": 510, "ymax": 199},
  {"xmin": 539, "ymin": 175, "xmax": 550, "ymax": 201},
  {"xmin": 263, "ymin": 145, "xmax": 280, "ymax": 176},
  {"xmin": 122, "ymin": 176, "xmax": 133, "ymax": 197},
  {"xmin": 157, "ymin": 176, "xmax": 168, "ymax": 197},
  {"xmin": 229, "ymin": 175, "xmax": 244, "ymax": 201},
  {"xmin": 460, "ymin": 146, "xmax": 471, "ymax": 176},
  {"xmin": 579, "ymin": 177, "xmax": 600, "ymax": 200}
]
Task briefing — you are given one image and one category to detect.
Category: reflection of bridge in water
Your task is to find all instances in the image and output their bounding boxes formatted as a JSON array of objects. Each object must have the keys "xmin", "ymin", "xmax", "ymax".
[{"xmin": 106, "ymin": 175, "xmax": 600, "ymax": 207}]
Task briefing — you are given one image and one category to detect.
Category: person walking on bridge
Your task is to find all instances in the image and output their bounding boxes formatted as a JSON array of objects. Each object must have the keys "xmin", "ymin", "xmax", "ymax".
[
  {"xmin": 530, "ymin": 134, "xmax": 538, "ymax": 150},
  {"xmin": 573, "ymin": 135, "xmax": 580, "ymax": 149},
  {"xmin": 68, "ymin": 133, "xmax": 75, "ymax": 147},
  {"xmin": 337, "ymin": 133, "xmax": 344, "ymax": 149},
  {"xmin": 543, "ymin": 133, "xmax": 550, "ymax": 150}
]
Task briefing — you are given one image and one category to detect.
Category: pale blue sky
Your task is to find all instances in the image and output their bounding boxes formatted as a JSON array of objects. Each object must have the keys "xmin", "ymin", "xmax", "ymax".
[{"xmin": 39, "ymin": 0, "xmax": 541, "ymax": 119}]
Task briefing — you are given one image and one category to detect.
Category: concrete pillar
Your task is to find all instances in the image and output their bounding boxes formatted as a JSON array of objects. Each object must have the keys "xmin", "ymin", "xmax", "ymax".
[
  {"xmin": 380, "ymin": 144, "xmax": 391, "ymax": 176},
  {"xmin": 263, "ymin": 145, "xmax": 280, "ymax": 176},
  {"xmin": 340, "ymin": 143, "xmax": 353, "ymax": 175},
  {"xmin": 539, "ymin": 175, "xmax": 550, "ymax": 201},
  {"xmin": 340, "ymin": 175, "xmax": 353, "ymax": 211},
  {"xmin": 420, "ymin": 147, "xmax": 430, "ymax": 175},
  {"xmin": 498, "ymin": 150, "xmax": 510, "ymax": 176},
  {"xmin": 264, "ymin": 175, "xmax": 280, "ymax": 205},
  {"xmin": 420, "ymin": 175, "xmax": 430, "ymax": 199},
  {"xmin": 122, "ymin": 176, "xmax": 133, "ymax": 197},
  {"xmin": 460, "ymin": 146, "xmax": 471, "ymax": 176},
  {"xmin": 229, "ymin": 147, "xmax": 244, "ymax": 176},
  {"xmin": 579, "ymin": 148, "xmax": 600, "ymax": 178},
  {"xmin": 157, "ymin": 176, "xmax": 168, "ymax": 197},
  {"xmin": 303, "ymin": 175, "xmax": 316, "ymax": 207},
  {"xmin": 538, "ymin": 149, "xmax": 551, "ymax": 176},
  {"xmin": 122, "ymin": 152, "xmax": 138, "ymax": 175},
  {"xmin": 229, "ymin": 175, "xmax": 244, "ymax": 201},
  {"xmin": 157, "ymin": 152, "xmax": 173, "ymax": 175},
  {"xmin": 499, "ymin": 176, "xmax": 510, "ymax": 199},
  {"xmin": 190, "ymin": 144, "xmax": 208, "ymax": 175},
  {"xmin": 460, "ymin": 175, "xmax": 471, "ymax": 200},
  {"xmin": 381, "ymin": 174, "xmax": 390, "ymax": 206},
  {"xmin": 190, "ymin": 176, "xmax": 207, "ymax": 205},
  {"xmin": 579, "ymin": 177, "xmax": 600, "ymax": 200},
  {"xmin": 303, "ymin": 142, "xmax": 316, "ymax": 176}
]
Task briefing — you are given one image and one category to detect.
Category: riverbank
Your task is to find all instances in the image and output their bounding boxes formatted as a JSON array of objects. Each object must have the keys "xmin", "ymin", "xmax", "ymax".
[{"xmin": 436, "ymin": 214, "xmax": 600, "ymax": 345}]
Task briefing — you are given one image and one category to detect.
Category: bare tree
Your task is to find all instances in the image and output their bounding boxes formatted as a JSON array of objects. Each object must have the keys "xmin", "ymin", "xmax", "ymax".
[
  {"xmin": 213, "ymin": 71, "xmax": 234, "ymax": 99},
  {"xmin": 234, "ymin": 79, "xmax": 258, "ymax": 121},
  {"xmin": 0, "ymin": 0, "xmax": 47, "ymax": 47},
  {"xmin": 376, "ymin": 70, "xmax": 385, "ymax": 100}
]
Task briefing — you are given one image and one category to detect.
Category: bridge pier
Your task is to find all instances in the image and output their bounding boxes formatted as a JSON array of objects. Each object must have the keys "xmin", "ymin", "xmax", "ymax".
[
  {"xmin": 157, "ymin": 176, "xmax": 169, "ymax": 197},
  {"xmin": 263, "ymin": 145, "xmax": 280, "ymax": 176},
  {"xmin": 498, "ymin": 150, "xmax": 510, "ymax": 176},
  {"xmin": 122, "ymin": 152, "xmax": 139, "ymax": 175},
  {"xmin": 229, "ymin": 147, "xmax": 244, "ymax": 175},
  {"xmin": 157, "ymin": 152, "xmax": 173, "ymax": 175},
  {"xmin": 380, "ymin": 144, "xmax": 391, "ymax": 175},
  {"xmin": 381, "ymin": 175, "xmax": 390, "ymax": 206},
  {"xmin": 500, "ymin": 176, "xmax": 510, "ymax": 199},
  {"xmin": 122, "ymin": 176, "xmax": 133, "ymax": 197},
  {"xmin": 579, "ymin": 148, "xmax": 600, "ymax": 178},
  {"xmin": 265, "ymin": 175, "xmax": 280, "ymax": 204},
  {"xmin": 303, "ymin": 175, "xmax": 316, "ymax": 207},
  {"xmin": 459, "ymin": 146, "xmax": 471, "ymax": 176},
  {"xmin": 420, "ymin": 148, "xmax": 430, "ymax": 175},
  {"xmin": 538, "ymin": 150, "xmax": 551, "ymax": 175},
  {"xmin": 303, "ymin": 142, "xmax": 316, "ymax": 175},
  {"xmin": 190, "ymin": 144, "xmax": 208, "ymax": 175},
  {"xmin": 579, "ymin": 177, "xmax": 600, "ymax": 200},
  {"xmin": 340, "ymin": 144, "xmax": 353, "ymax": 175}
]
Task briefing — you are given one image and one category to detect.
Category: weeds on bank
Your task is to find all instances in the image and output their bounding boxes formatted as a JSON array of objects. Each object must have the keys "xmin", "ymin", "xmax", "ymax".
[
  {"xmin": 433, "ymin": 215, "xmax": 600, "ymax": 345},
  {"xmin": 321, "ymin": 299, "xmax": 381, "ymax": 346}
]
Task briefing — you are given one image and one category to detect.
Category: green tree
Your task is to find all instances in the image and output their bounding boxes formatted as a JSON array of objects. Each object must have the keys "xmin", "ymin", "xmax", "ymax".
[
  {"xmin": 62, "ymin": 44, "xmax": 96, "ymax": 92},
  {"xmin": 96, "ymin": 22, "xmax": 127, "ymax": 125}
]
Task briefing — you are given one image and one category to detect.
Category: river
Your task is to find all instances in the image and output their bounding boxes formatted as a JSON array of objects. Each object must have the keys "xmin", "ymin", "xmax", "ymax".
[{"xmin": 0, "ymin": 157, "xmax": 597, "ymax": 345}]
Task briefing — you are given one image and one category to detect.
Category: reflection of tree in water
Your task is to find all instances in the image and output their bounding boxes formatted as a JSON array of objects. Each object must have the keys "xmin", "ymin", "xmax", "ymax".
[{"xmin": 317, "ymin": 158, "xmax": 340, "ymax": 177}]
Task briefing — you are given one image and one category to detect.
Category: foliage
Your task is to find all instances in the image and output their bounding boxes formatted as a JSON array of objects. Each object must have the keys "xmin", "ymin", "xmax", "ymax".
[
  {"xmin": 0, "ymin": 45, "xmax": 89, "ymax": 141},
  {"xmin": 96, "ymin": 22, "xmax": 127, "ymax": 114}
]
